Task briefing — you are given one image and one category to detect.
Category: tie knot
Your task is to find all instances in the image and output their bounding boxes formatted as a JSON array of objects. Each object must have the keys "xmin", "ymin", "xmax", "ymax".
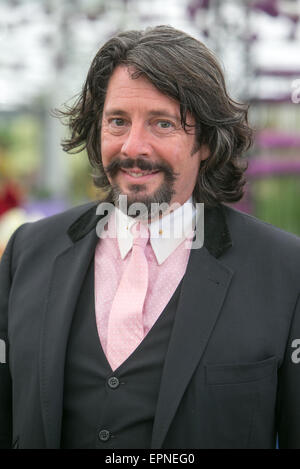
[{"xmin": 131, "ymin": 222, "xmax": 149, "ymax": 249}]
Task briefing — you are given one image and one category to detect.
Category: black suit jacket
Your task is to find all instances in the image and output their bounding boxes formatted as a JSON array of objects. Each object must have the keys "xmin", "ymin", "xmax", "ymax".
[{"xmin": 0, "ymin": 202, "xmax": 300, "ymax": 449}]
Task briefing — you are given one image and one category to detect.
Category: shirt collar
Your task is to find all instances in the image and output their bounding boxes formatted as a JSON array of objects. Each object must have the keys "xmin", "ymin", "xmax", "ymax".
[{"xmin": 114, "ymin": 197, "xmax": 199, "ymax": 265}]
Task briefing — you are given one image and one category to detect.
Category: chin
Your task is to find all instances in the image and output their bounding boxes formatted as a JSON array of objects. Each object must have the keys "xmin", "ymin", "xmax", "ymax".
[{"xmin": 111, "ymin": 178, "xmax": 175, "ymax": 213}]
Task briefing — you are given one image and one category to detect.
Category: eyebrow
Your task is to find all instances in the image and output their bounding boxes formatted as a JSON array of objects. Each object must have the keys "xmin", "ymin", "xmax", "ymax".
[{"xmin": 103, "ymin": 109, "xmax": 181, "ymax": 122}]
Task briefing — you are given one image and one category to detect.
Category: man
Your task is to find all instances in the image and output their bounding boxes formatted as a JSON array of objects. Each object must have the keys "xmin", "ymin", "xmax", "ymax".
[{"xmin": 0, "ymin": 25, "xmax": 300, "ymax": 449}]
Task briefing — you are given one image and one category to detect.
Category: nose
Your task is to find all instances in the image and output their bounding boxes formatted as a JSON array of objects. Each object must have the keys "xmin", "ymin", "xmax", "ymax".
[{"xmin": 121, "ymin": 123, "xmax": 152, "ymax": 158}]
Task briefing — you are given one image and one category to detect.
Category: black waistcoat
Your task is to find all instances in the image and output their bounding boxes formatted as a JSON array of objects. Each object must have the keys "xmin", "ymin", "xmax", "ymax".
[{"xmin": 60, "ymin": 258, "xmax": 182, "ymax": 449}]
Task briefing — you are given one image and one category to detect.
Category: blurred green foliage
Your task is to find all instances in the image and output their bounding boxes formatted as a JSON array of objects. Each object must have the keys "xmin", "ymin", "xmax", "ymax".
[
  {"xmin": 252, "ymin": 176, "xmax": 300, "ymax": 236},
  {"xmin": 0, "ymin": 115, "xmax": 40, "ymax": 177}
]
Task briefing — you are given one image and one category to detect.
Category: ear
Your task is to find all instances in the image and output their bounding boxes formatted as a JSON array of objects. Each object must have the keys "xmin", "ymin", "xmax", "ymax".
[{"xmin": 199, "ymin": 144, "xmax": 210, "ymax": 161}]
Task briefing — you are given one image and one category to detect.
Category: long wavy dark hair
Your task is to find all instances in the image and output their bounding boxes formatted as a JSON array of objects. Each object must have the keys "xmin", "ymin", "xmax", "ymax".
[{"xmin": 55, "ymin": 25, "xmax": 253, "ymax": 206}]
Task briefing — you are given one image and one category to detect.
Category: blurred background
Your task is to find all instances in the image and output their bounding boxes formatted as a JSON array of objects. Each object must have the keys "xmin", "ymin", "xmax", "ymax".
[{"xmin": 0, "ymin": 0, "xmax": 300, "ymax": 256}]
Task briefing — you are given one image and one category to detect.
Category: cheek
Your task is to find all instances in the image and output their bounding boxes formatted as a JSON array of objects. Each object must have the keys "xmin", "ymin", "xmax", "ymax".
[
  {"xmin": 161, "ymin": 144, "xmax": 184, "ymax": 168},
  {"xmin": 101, "ymin": 135, "xmax": 121, "ymax": 162},
  {"xmin": 168, "ymin": 144, "xmax": 195, "ymax": 170},
  {"xmin": 175, "ymin": 156, "xmax": 200, "ymax": 186}
]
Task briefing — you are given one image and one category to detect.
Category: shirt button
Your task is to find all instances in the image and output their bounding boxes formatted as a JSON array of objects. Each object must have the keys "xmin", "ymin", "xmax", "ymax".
[
  {"xmin": 98, "ymin": 429, "xmax": 111, "ymax": 442},
  {"xmin": 107, "ymin": 376, "xmax": 120, "ymax": 389}
]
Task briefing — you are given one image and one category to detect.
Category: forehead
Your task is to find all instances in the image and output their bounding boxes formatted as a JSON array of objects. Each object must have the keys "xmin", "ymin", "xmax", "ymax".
[{"xmin": 103, "ymin": 66, "xmax": 180, "ymax": 113}]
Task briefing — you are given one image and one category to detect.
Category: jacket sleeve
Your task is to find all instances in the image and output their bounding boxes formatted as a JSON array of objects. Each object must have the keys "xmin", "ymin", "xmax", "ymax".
[
  {"xmin": 277, "ymin": 292, "xmax": 300, "ymax": 449},
  {"xmin": 0, "ymin": 227, "xmax": 24, "ymax": 449}
]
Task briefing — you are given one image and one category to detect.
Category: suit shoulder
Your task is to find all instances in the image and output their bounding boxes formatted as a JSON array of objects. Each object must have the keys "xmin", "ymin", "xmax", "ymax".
[
  {"xmin": 12, "ymin": 201, "xmax": 98, "ymax": 251},
  {"xmin": 223, "ymin": 204, "xmax": 300, "ymax": 255}
]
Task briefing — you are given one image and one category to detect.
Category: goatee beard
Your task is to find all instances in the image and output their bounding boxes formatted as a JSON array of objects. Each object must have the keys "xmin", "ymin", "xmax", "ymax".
[
  {"xmin": 104, "ymin": 157, "xmax": 178, "ymax": 220},
  {"xmin": 110, "ymin": 181, "xmax": 176, "ymax": 221}
]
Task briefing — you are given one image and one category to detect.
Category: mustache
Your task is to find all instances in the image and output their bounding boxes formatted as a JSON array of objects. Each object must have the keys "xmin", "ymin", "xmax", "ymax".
[{"xmin": 104, "ymin": 157, "xmax": 178, "ymax": 182}]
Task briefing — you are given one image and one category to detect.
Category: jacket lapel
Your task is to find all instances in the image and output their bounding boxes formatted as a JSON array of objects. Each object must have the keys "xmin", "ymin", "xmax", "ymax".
[
  {"xmin": 40, "ymin": 206, "xmax": 101, "ymax": 448},
  {"xmin": 151, "ymin": 205, "xmax": 234, "ymax": 449}
]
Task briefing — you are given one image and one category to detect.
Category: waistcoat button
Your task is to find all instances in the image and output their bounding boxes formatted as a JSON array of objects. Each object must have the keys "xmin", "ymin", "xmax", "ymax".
[
  {"xmin": 98, "ymin": 429, "xmax": 111, "ymax": 442},
  {"xmin": 108, "ymin": 376, "xmax": 120, "ymax": 389}
]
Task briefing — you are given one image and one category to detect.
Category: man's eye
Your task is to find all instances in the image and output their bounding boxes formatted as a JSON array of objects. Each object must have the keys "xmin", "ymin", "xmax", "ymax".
[
  {"xmin": 110, "ymin": 118, "xmax": 125, "ymax": 126},
  {"xmin": 156, "ymin": 121, "xmax": 174, "ymax": 129}
]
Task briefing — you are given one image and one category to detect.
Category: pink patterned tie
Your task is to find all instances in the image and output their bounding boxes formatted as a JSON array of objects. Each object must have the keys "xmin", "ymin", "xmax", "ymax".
[{"xmin": 106, "ymin": 222, "xmax": 149, "ymax": 371}]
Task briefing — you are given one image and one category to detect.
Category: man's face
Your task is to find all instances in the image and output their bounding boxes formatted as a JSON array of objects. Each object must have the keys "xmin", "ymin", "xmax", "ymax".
[{"xmin": 101, "ymin": 66, "xmax": 209, "ymax": 212}]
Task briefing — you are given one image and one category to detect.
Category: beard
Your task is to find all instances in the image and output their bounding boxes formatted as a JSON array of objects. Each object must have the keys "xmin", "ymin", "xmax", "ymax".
[{"xmin": 104, "ymin": 156, "xmax": 178, "ymax": 220}]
